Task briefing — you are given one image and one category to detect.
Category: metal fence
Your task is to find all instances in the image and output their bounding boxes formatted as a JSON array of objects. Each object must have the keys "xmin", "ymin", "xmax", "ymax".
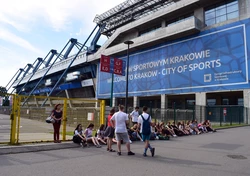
[
  {"xmin": 0, "ymin": 94, "xmax": 105, "ymax": 144},
  {"xmin": 138, "ymin": 105, "xmax": 248, "ymax": 126}
]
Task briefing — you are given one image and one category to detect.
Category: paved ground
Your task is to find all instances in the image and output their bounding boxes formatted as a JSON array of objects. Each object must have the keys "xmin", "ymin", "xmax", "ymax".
[
  {"xmin": 0, "ymin": 126, "xmax": 249, "ymax": 176},
  {"xmin": 0, "ymin": 114, "xmax": 74, "ymax": 143},
  {"xmin": 0, "ymin": 114, "xmax": 10, "ymax": 142}
]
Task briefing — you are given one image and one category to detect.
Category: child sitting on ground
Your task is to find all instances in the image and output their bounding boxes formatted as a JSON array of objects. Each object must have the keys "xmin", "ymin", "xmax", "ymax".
[
  {"xmin": 73, "ymin": 124, "xmax": 87, "ymax": 147},
  {"xmin": 96, "ymin": 124, "xmax": 107, "ymax": 144},
  {"xmin": 84, "ymin": 123, "xmax": 102, "ymax": 148}
]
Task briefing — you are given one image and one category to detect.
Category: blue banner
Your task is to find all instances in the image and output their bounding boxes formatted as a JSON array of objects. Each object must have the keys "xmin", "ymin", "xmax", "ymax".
[{"xmin": 97, "ymin": 19, "xmax": 250, "ymax": 98}]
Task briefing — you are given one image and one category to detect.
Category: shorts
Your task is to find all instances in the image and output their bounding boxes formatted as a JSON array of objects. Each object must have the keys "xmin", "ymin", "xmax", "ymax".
[
  {"xmin": 104, "ymin": 126, "xmax": 115, "ymax": 138},
  {"xmin": 141, "ymin": 134, "xmax": 150, "ymax": 141},
  {"xmin": 115, "ymin": 132, "xmax": 130, "ymax": 143}
]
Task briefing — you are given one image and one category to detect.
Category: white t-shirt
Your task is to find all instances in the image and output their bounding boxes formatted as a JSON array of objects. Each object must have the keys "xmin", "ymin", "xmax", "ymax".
[
  {"xmin": 97, "ymin": 129, "xmax": 105, "ymax": 138},
  {"xmin": 130, "ymin": 110, "xmax": 139, "ymax": 122},
  {"xmin": 137, "ymin": 113, "xmax": 151, "ymax": 134},
  {"xmin": 111, "ymin": 111, "xmax": 129, "ymax": 133},
  {"xmin": 74, "ymin": 130, "xmax": 84, "ymax": 136},
  {"xmin": 84, "ymin": 128, "xmax": 93, "ymax": 138}
]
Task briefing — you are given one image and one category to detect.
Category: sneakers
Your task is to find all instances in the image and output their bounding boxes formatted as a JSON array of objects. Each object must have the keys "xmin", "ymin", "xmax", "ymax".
[
  {"xmin": 116, "ymin": 151, "xmax": 135, "ymax": 155},
  {"xmin": 150, "ymin": 148, "xmax": 155, "ymax": 157},
  {"xmin": 143, "ymin": 153, "xmax": 147, "ymax": 157},
  {"xmin": 127, "ymin": 151, "xmax": 135, "ymax": 155}
]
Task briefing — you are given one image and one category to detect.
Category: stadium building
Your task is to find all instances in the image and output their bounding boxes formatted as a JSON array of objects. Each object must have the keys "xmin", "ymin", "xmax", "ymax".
[{"xmin": 8, "ymin": 0, "xmax": 250, "ymax": 123}]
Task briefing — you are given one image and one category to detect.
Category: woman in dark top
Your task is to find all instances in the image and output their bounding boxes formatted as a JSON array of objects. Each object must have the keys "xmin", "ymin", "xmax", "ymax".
[{"xmin": 51, "ymin": 104, "xmax": 63, "ymax": 143}]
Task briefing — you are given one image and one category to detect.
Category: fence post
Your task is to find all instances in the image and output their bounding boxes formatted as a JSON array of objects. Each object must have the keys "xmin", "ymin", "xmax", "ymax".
[
  {"xmin": 100, "ymin": 100, "xmax": 106, "ymax": 125},
  {"xmin": 174, "ymin": 102, "xmax": 176, "ymax": 124},
  {"xmin": 220, "ymin": 107, "xmax": 222, "ymax": 127},
  {"xmin": 239, "ymin": 106, "xmax": 241, "ymax": 125},
  {"xmin": 16, "ymin": 96, "xmax": 21, "ymax": 144},
  {"xmin": 192, "ymin": 105, "xmax": 195, "ymax": 121},
  {"xmin": 150, "ymin": 101, "xmax": 153, "ymax": 119},
  {"xmin": 62, "ymin": 99, "xmax": 67, "ymax": 141},
  {"xmin": 230, "ymin": 106, "xmax": 232, "ymax": 126},
  {"xmin": 10, "ymin": 94, "xmax": 17, "ymax": 145}
]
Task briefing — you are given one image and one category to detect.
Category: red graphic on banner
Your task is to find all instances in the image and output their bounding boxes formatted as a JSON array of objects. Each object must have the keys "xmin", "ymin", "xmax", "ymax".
[
  {"xmin": 100, "ymin": 55, "xmax": 111, "ymax": 73},
  {"xmin": 113, "ymin": 58, "xmax": 123, "ymax": 75},
  {"xmin": 100, "ymin": 55, "xmax": 125, "ymax": 75}
]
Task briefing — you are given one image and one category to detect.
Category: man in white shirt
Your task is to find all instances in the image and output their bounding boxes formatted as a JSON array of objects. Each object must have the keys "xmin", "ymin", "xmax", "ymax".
[
  {"xmin": 111, "ymin": 105, "xmax": 135, "ymax": 156},
  {"xmin": 137, "ymin": 106, "xmax": 155, "ymax": 157},
  {"xmin": 130, "ymin": 106, "xmax": 139, "ymax": 125}
]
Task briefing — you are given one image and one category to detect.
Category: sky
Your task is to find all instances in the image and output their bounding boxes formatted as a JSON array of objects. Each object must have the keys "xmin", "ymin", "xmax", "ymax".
[{"xmin": 0, "ymin": 0, "xmax": 125, "ymax": 89}]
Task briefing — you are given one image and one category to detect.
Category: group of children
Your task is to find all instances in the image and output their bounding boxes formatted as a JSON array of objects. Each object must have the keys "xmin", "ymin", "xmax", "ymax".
[
  {"xmin": 73, "ymin": 123, "xmax": 109, "ymax": 148},
  {"xmin": 72, "ymin": 106, "xmax": 216, "ymax": 157},
  {"xmin": 73, "ymin": 105, "xmax": 155, "ymax": 157},
  {"xmin": 151, "ymin": 119, "xmax": 216, "ymax": 139}
]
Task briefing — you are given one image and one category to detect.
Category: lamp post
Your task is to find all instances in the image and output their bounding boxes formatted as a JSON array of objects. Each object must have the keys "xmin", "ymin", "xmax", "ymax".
[{"xmin": 124, "ymin": 40, "xmax": 134, "ymax": 113}]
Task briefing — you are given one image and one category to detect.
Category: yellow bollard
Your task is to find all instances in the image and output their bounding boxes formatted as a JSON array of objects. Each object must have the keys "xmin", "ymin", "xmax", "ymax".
[
  {"xmin": 10, "ymin": 94, "xmax": 17, "ymax": 145},
  {"xmin": 100, "ymin": 100, "xmax": 106, "ymax": 125},
  {"xmin": 16, "ymin": 96, "xmax": 21, "ymax": 144},
  {"xmin": 62, "ymin": 99, "xmax": 67, "ymax": 141}
]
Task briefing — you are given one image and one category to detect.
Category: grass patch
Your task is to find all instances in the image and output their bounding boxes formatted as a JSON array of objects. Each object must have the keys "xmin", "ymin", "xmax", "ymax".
[{"xmin": 57, "ymin": 130, "xmax": 97, "ymax": 136}]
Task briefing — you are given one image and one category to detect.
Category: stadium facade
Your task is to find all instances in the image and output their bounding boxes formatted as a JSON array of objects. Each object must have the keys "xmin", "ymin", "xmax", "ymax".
[{"xmin": 9, "ymin": 0, "xmax": 250, "ymax": 122}]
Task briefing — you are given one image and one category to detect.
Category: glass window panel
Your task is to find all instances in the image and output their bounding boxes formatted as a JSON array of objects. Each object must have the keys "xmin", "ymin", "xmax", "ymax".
[
  {"xmin": 205, "ymin": 8, "xmax": 215, "ymax": 14},
  {"xmin": 207, "ymin": 99, "xmax": 216, "ymax": 106},
  {"xmin": 206, "ymin": 18, "xmax": 216, "ymax": 26},
  {"xmin": 216, "ymin": 7, "xmax": 226, "ymax": 16},
  {"xmin": 216, "ymin": 15, "xmax": 227, "ymax": 23},
  {"xmin": 216, "ymin": 4, "xmax": 226, "ymax": 11},
  {"xmin": 205, "ymin": 11, "xmax": 215, "ymax": 20},
  {"xmin": 227, "ymin": 0, "xmax": 237, "ymax": 7},
  {"xmin": 227, "ymin": 4, "xmax": 238, "ymax": 13},
  {"xmin": 227, "ymin": 11, "xmax": 239, "ymax": 19}
]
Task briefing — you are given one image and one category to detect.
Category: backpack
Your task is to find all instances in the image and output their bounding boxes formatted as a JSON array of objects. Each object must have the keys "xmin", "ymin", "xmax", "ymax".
[{"xmin": 141, "ymin": 115, "xmax": 151, "ymax": 135}]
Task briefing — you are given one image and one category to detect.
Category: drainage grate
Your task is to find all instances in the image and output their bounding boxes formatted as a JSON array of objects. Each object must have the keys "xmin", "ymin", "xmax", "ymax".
[{"xmin": 227, "ymin": 155, "xmax": 247, "ymax": 160}]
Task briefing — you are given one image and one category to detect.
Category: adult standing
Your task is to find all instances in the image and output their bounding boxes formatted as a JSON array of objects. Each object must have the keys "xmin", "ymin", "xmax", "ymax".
[
  {"xmin": 111, "ymin": 105, "xmax": 135, "ymax": 156},
  {"xmin": 104, "ymin": 108, "xmax": 116, "ymax": 152},
  {"xmin": 137, "ymin": 106, "xmax": 155, "ymax": 157},
  {"xmin": 130, "ymin": 106, "xmax": 139, "ymax": 125},
  {"xmin": 51, "ymin": 104, "xmax": 63, "ymax": 143}
]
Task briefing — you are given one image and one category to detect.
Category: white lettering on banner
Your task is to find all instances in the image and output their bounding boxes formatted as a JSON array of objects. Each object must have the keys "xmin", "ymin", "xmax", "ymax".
[
  {"xmin": 134, "ymin": 71, "xmax": 158, "ymax": 79},
  {"xmin": 189, "ymin": 59, "xmax": 221, "ymax": 71},
  {"xmin": 162, "ymin": 67, "xmax": 176, "ymax": 75},
  {"xmin": 106, "ymin": 49, "xmax": 225, "ymax": 83},
  {"xmin": 130, "ymin": 49, "xmax": 211, "ymax": 72}
]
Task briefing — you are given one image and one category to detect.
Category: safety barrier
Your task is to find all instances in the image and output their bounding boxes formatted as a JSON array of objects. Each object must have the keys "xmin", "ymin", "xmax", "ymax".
[{"xmin": 0, "ymin": 94, "xmax": 105, "ymax": 145}]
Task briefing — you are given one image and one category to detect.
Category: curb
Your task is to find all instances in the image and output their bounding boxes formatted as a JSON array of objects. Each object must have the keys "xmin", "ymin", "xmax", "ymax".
[
  {"xmin": 0, "ymin": 142, "xmax": 80, "ymax": 155},
  {"xmin": 215, "ymin": 125, "xmax": 249, "ymax": 130}
]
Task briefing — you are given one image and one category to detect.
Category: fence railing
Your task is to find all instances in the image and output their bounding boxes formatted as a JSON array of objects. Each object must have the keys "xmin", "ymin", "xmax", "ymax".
[
  {"xmin": 0, "ymin": 94, "xmax": 106, "ymax": 145},
  {"xmin": 135, "ymin": 105, "xmax": 248, "ymax": 127}
]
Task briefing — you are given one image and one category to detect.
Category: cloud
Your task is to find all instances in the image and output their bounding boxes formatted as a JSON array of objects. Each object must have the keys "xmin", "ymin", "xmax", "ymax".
[
  {"xmin": 0, "ymin": 0, "xmax": 125, "ymax": 33},
  {"xmin": 0, "ymin": 27, "xmax": 42, "ymax": 54},
  {"xmin": 0, "ymin": 46, "xmax": 36, "ymax": 89},
  {"xmin": 0, "ymin": 0, "xmax": 126, "ymax": 87}
]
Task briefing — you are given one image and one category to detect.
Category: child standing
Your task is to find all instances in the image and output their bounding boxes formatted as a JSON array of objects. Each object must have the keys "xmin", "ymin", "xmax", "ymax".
[{"xmin": 137, "ymin": 106, "xmax": 155, "ymax": 157}]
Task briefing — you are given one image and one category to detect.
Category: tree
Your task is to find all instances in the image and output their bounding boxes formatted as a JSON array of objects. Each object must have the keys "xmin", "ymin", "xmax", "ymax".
[{"xmin": 0, "ymin": 86, "xmax": 9, "ymax": 106}]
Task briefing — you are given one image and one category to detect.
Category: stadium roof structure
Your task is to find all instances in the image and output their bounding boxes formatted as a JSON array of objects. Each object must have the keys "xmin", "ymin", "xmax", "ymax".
[{"xmin": 93, "ymin": 0, "xmax": 180, "ymax": 36}]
